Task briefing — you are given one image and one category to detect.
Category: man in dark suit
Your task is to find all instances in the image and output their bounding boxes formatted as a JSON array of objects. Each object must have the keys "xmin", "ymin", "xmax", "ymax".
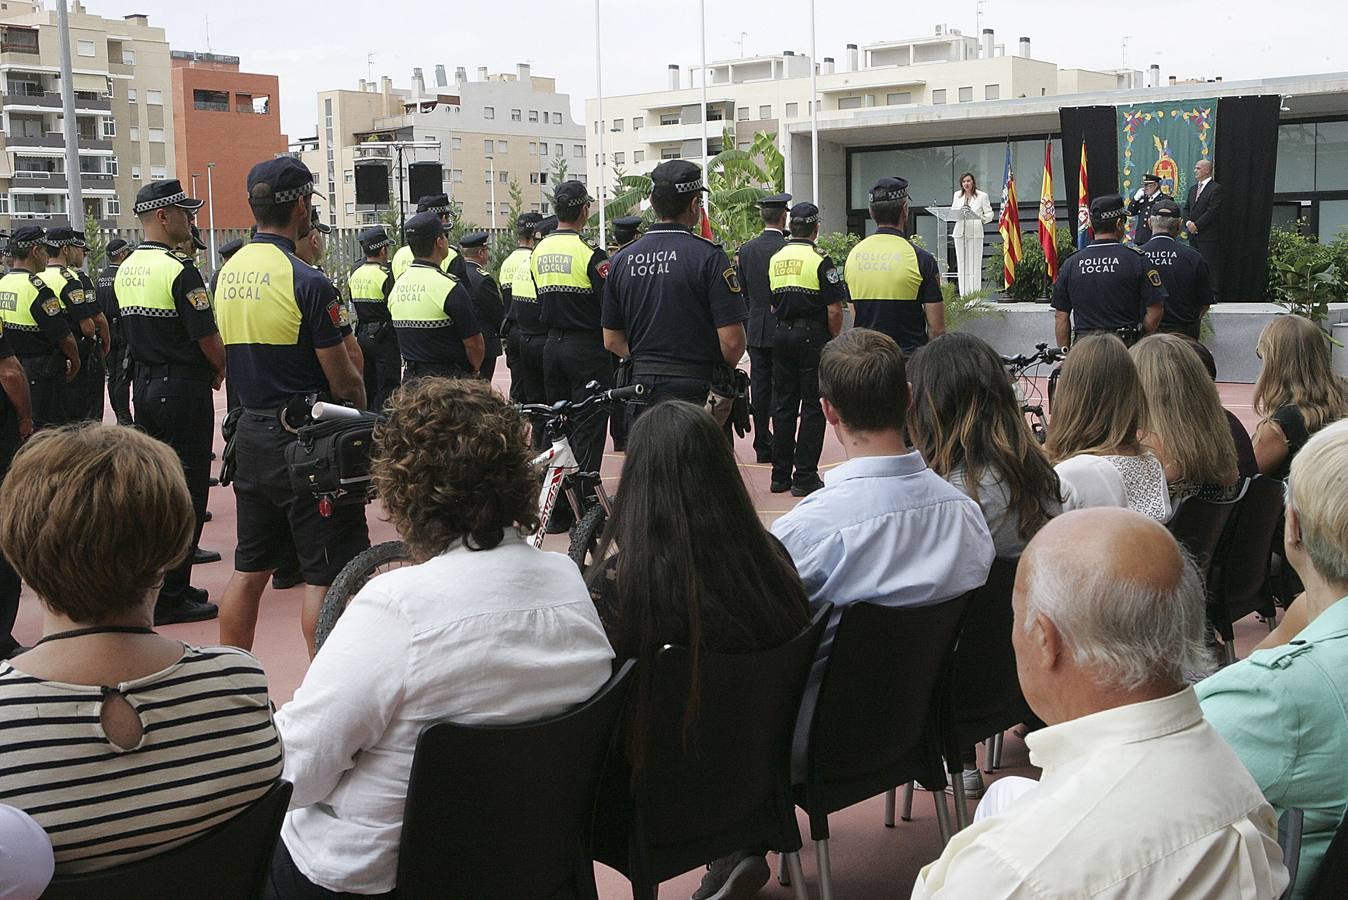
[
  {"xmin": 736, "ymin": 193, "xmax": 790, "ymax": 463},
  {"xmin": 1142, "ymin": 199, "xmax": 1213, "ymax": 340},
  {"xmin": 1183, "ymin": 159, "xmax": 1223, "ymax": 302},
  {"xmin": 459, "ymin": 231, "xmax": 504, "ymax": 382}
]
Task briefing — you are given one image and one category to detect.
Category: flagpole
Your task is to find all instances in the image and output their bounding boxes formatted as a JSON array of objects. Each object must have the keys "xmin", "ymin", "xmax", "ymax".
[
  {"xmin": 810, "ymin": 0, "xmax": 819, "ymax": 203},
  {"xmin": 594, "ymin": 0, "xmax": 607, "ymax": 244}
]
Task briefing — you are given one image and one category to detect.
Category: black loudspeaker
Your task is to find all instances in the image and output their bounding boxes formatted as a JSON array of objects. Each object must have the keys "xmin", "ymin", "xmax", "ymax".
[
  {"xmin": 408, "ymin": 162, "xmax": 444, "ymax": 201},
  {"xmin": 354, "ymin": 163, "xmax": 390, "ymax": 205}
]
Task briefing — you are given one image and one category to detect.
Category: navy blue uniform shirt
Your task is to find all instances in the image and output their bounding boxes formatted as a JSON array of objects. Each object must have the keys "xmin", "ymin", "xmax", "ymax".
[
  {"xmin": 1051, "ymin": 239, "xmax": 1167, "ymax": 333},
  {"xmin": 1141, "ymin": 234, "xmax": 1212, "ymax": 329}
]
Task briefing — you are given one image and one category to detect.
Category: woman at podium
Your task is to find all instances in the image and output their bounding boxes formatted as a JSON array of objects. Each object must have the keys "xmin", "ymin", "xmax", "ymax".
[{"xmin": 951, "ymin": 172, "xmax": 995, "ymax": 295}]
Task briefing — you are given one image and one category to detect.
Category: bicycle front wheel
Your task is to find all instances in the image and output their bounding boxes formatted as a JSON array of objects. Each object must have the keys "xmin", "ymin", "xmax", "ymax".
[
  {"xmin": 315, "ymin": 540, "xmax": 413, "ymax": 652},
  {"xmin": 568, "ymin": 505, "xmax": 607, "ymax": 574}
]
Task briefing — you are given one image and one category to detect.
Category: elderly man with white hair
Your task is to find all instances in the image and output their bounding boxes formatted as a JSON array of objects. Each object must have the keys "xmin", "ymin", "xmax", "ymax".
[
  {"xmin": 1198, "ymin": 419, "xmax": 1348, "ymax": 898},
  {"xmin": 912, "ymin": 507, "xmax": 1288, "ymax": 899}
]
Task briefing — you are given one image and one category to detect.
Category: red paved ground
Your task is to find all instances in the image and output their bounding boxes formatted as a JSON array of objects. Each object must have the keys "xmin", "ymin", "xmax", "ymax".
[{"xmin": 9, "ymin": 375, "xmax": 1269, "ymax": 899}]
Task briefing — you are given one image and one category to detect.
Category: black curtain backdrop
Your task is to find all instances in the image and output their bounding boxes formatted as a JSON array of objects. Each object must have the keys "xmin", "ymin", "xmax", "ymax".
[
  {"xmin": 1059, "ymin": 106, "xmax": 1119, "ymax": 243},
  {"xmin": 1214, "ymin": 95, "xmax": 1281, "ymax": 302}
]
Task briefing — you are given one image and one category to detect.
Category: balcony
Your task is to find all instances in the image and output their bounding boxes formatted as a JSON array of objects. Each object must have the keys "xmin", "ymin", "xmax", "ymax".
[
  {"xmin": 4, "ymin": 133, "xmax": 114, "ymax": 152},
  {"xmin": 12, "ymin": 170, "xmax": 67, "ymax": 190},
  {"xmin": 78, "ymin": 171, "xmax": 116, "ymax": 190},
  {"xmin": 2, "ymin": 91, "xmax": 64, "ymax": 111}
]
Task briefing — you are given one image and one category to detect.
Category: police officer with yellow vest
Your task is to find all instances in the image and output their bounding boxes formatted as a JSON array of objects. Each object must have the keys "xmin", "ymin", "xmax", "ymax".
[
  {"xmin": 0, "ymin": 277, "xmax": 32, "ymax": 658},
  {"xmin": 498, "ymin": 212, "xmax": 543, "ymax": 403},
  {"xmin": 0, "ymin": 226, "xmax": 79, "ymax": 428},
  {"xmin": 40, "ymin": 226, "xmax": 107, "ymax": 423},
  {"xmin": 459, "ymin": 230, "xmax": 503, "ymax": 382},
  {"xmin": 215, "ymin": 156, "xmax": 369, "ymax": 657},
  {"xmin": 349, "ymin": 226, "xmax": 399, "ymax": 410},
  {"xmin": 389, "ymin": 211, "xmax": 485, "ymax": 380},
  {"xmin": 767, "ymin": 202, "xmax": 845, "ymax": 497},
  {"xmin": 533, "ymin": 182, "xmax": 610, "ymax": 517},
  {"xmin": 843, "ymin": 177, "xmax": 945, "ymax": 354},
  {"xmin": 114, "ymin": 179, "xmax": 224, "ymax": 624},
  {"xmin": 391, "ymin": 194, "xmax": 469, "ymax": 282}
]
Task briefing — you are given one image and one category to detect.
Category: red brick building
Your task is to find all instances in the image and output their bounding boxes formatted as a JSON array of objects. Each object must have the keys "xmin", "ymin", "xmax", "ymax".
[{"xmin": 170, "ymin": 51, "xmax": 288, "ymax": 228}]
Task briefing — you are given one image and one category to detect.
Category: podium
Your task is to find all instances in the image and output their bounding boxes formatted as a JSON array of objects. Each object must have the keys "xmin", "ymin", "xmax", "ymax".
[{"xmin": 928, "ymin": 204, "xmax": 982, "ymax": 284}]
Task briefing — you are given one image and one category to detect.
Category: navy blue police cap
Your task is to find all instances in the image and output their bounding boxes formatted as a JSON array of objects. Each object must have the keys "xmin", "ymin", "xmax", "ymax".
[
  {"xmin": 404, "ymin": 211, "xmax": 446, "ymax": 241},
  {"xmin": 612, "ymin": 215, "xmax": 642, "ymax": 240},
  {"xmin": 515, "ymin": 212, "xmax": 544, "ymax": 232},
  {"xmin": 134, "ymin": 178, "xmax": 204, "ymax": 216},
  {"xmin": 1142, "ymin": 173, "xmax": 1161, "ymax": 185},
  {"xmin": 1090, "ymin": 194, "xmax": 1128, "ymax": 223},
  {"xmin": 106, "ymin": 238, "xmax": 129, "ymax": 255},
  {"xmin": 649, "ymin": 160, "xmax": 707, "ymax": 201},
  {"xmin": 190, "ymin": 225, "xmax": 207, "ymax": 250},
  {"xmin": 535, "ymin": 215, "xmax": 559, "ymax": 238},
  {"xmin": 458, "ymin": 230, "xmax": 490, "ymax": 249},
  {"xmin": 247, "ymin": 157, "xmax": 319, "ymax": 206},
  {"xmin": 358, "ymin": 226, "xmax": 392, "ymax": 252},
  {"xmin": 69, "ymin": 230, "xmax": 88, "ymax": 249},
  {"xmin": 869, "ymin": 177, "xmax": 909, "ymax": 203},
  {"xmin": 218, "ymin": 237, "xmax": 245, "ymax": 259},
  {"xmin": 415, "ymin": 194, "xmax": 453, "ymax": 216},
  {"xmin": 553, "ymin": 180, "xmax": 594, "ymax": 211},
  {"xmin": 9, "ymin": 225, "xmax": 45, "ymax": 253},
  {"xmin": 790, "ymin": 202, "xmax": 820, "ymax": 224},
  {"xmin": 1151, "ymin": 198, "xmax": 1182, "ymax": 217},
  {"xmin": 309, "ymin": 207, "xmax": 332, "ymax": 235},
  {"xmin": 42, "ymin": 225, "xmax": 75, "ymax": 248},
  {"xmin": 758, "ymin": 193, "xmax": 792, "ymax": 209}
]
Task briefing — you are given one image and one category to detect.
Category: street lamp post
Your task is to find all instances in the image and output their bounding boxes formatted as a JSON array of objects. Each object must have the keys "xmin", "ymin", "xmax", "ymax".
[
  {"xmin": 205, "ymin": 163, "xmax": 217, "ymax": 266},
  {"xmin": 487, "ymin": 155, "xmax": 497, "ymax": 229}
]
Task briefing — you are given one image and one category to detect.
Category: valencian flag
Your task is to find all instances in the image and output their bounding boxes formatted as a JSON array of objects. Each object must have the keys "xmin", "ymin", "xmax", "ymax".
[
  {"xmin": 998, "ymin": 142, "xmax": 1022, "ymax": 289},
  {"xmin": 1077, "ymin": 143, "xmax": 1093, "ymax": 251},
  {"xmin": 1038, "ymin": 141, "xmax": 1059, "ymax": 282}
]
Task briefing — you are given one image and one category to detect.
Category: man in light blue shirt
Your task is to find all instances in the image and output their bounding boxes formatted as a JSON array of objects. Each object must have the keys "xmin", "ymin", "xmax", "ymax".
[{"xmin": 771, "ymin": 328, "xmax": 993, "ymax": 610}]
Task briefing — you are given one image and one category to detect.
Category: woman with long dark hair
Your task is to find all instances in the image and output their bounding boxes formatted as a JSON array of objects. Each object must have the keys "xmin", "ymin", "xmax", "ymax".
[{"xmin": 588, "ymin": 399, "xmax": 809, "ymax": 900}]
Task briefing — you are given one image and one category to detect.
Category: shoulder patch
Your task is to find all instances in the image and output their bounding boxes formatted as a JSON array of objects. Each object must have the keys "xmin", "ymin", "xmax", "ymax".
[
  {"xmin": 28, "ymin": 273, "xmax": 44, "ymax": 289},
  {"xmin": 1148, "ymin": 269, "xmax": 1163, "ymax": 287},
  {"xmin": 1126, "ymin": 243, "xmax": 1147, "ymax": 255},
  {"xmin": 326, "ymin": 299, "xmax": 342, "ymax": 327},
  {"xmin": 41, "ymin": 298, "xmax": 62, "ymax": 317},
  {"xmin": 596, "ymin": 260, "xmax": 611, "ymax": 280},
  {"xmin": 723, "ymin": 266, "xmax": 742, "ymax": 293},
  {"xmin": 169, "ymin": 249, "xmax": 195, "ymax": 264},
  {"xmin": 825, "ymin": 266, "xmax": 843, "ymax": 284},
  {"xmin": 186, "ymin": 286, "xmax": 211, "ymax": 311}
]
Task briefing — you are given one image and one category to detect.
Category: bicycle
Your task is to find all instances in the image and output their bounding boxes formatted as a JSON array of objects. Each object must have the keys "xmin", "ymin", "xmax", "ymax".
[
  {"xmin": 1001, "ymin": 342, "xmax": 1066, "ymax": 443},
  {"xmin": 313, "ymin": 382, "xmax": 644, "ymax": 651}
]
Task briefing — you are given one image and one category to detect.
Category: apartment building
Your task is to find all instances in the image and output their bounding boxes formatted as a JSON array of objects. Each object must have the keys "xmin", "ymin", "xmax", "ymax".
[
  {"xmin": 0, "ymin": 1, "xmax": 175, "ymax": 229},
  {"xmin": 300, "ymin": 63, "xmax": 585, "ymax": 230},
  {"xmin": 171, "ymin": 51, "xmax": 287, "ymax": 229}
]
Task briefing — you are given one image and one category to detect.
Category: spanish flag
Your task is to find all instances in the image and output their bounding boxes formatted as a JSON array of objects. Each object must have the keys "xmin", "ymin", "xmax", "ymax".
[
  {"xmin": 998, "ymin": 142, "xmax": 1022, "ymax": 289},
  {"xmin": 1038, "ymin": 141, "xmax": 1059, "ymax": 282},
  {"xmin": 1077, "ymin": 143, "xmax": 1093, "ymax": 251}
]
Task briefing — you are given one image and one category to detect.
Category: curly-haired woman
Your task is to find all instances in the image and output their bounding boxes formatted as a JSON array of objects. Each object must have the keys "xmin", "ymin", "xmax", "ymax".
[{"xmin": 268, "ymin": 378, "xmax": 614, "ymax": 898}]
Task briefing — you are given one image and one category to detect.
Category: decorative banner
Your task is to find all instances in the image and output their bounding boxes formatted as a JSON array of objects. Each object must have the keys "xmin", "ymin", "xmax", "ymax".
[{"xmin": 1118, "ymin": 98, "xmax": 1216, "ymax": 241}]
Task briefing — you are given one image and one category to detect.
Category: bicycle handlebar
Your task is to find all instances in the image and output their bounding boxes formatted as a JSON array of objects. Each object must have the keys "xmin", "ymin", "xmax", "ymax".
[
  {"xmin": 1001, "ymin": 344, "xmax": 1066, "ymax": 369},
  {"xmin": 517, "ymin": 383, "xmax": 646, "ymax": 420}
]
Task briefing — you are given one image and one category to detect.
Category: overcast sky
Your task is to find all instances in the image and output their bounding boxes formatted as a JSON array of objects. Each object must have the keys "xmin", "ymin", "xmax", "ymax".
[{"xmin": 77, "ymin": 0, "xmax": 1348, "ymax": 139}]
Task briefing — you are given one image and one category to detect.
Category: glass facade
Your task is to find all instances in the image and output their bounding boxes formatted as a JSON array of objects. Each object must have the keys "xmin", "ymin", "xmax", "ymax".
[
  {"xmin": 849, "ymin": 138, "xmax": 1065, "ymax": 212},
  {"xmin": 1273, "ymin": 119, "xmax": 1348, "ymax": 242}
]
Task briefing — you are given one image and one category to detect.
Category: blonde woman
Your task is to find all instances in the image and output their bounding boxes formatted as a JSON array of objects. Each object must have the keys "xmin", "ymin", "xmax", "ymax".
[
  {"xmin": 952, "ymin": 172, "xmax": 994, "ymax": 296},
  {"xmin": 1252, "ymin": 315, "xmax": 1348, "ymax": 480},
  {"xmin": 1131, "ymin": 334, "xmax": 1239, "ymax": 503},
  {"xmin": 1046, "ymin": 334, "xmax": 1171, "ymax": 520}
]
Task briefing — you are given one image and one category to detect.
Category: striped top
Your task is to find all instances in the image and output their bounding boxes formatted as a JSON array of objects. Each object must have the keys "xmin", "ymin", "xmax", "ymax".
[{"xmin": 0, "ymin": 644, "xmax": 283, "ymax": 873}]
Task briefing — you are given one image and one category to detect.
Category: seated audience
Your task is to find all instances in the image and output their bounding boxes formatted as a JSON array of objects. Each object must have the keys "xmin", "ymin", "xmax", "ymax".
[
  {"xmin": 0, "ymin": 805, "xmax": 53, "ymax": 899},
  {"xmin": 1197, "ymin": 419, "xmax": 1348, "ymax": 898},
  {"xmin": 912, "ymin": 508, "xmax": 1288, "ymax": 899},
  {"xmin": 772, "ymin": 328, "xmax": 993, "ymax": 609},
  {"xmin": 1181, "ymin": 336, "xmax": 1258, "ymax": 479},
  {"xmin": 909, "ymin": 331, "xmax": 1064, "ymax": 797},
  {"xmin": 1251, "ymin": 314, "xmax": 1348, "ymax": 480},
  {"xmin": 0, "ymin": 425, "xmax": 282, "ymax": 874},
  {"xmin": 271, "ymin": 379, "xmax": 614, "ymax": 898},
  {"xmin": 1130, "ymin": 333, "xmax": 1239, "ymax": 503},
  {"xmin": 588, "ymin": 399, "xmax": 811, "ymax": 900},
  {"xmin": 1046, "ymin": 334, "xmax": 1171, "ymax": 520}
]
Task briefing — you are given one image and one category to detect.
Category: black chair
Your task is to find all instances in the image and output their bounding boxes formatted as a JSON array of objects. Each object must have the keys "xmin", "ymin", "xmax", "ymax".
[
  {"xmin": 1210, "ymin": 476, "xmax": 1283, "ymax": 664},
  {"xmin": 950, "ymin": 558, "xmax": 1030, "ymax": 827},
  {"xmin": 1168, "ymin": 483, "xmax": 1244, "ymax": 585},
  {"xmin": 791, "ymin": 594, "xmax": 972, "ymax": 900},
  {"xmin": 396, "ymin": 660, "xmax": 636, "ymax": 900},
  {"xmin": 593, "ymin": 606, "xmax": 829, "ymax": 900},
  {"xmin": 41, "ymin": 779, "xmax": 292, "ymax": 900},
  {"xmin": 1307, "ymin": 807, "xmax": 1348, "ymax": 899}
]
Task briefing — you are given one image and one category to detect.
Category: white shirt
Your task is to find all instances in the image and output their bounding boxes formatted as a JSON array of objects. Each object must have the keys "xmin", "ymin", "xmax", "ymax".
[
  {"xmin": 1055, "ymin": 452, "xmax": 1172, "ymax": 521},
  {"xmin": 276, "ymin": 533, "xmax": 615, "ymax": 893},
  {"xmin": 771, "ymin": 452, "xmax": 993, "ymax": 610},
  {"xmin": 911, "ymin": 688, "xmax": 1289, "ymax": 899},
  {"xmin": 1196, "ymin": 176, "xmax": 1213, "ymax": 198},
  {"xmin": 951, "ymin": 189, "xmax": 995, "ymax": 237}
]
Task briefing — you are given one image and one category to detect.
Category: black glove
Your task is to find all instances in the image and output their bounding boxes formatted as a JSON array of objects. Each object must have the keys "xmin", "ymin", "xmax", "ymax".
[{"xmin": 218, "ymin": 407, "xmax": 243, "ymax": 487}]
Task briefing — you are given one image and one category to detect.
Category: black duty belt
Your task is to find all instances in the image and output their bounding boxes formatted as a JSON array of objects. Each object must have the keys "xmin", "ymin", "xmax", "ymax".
[
  {"xmin": 404, "ymin": 360, "xmax": 470, "ymax": 378},
  {"xmin": 547, "ymin": 328, "xmax": 601, "ymax": 339},
  {"xmin": 1073, "ymin": 326, "xmax": 1140, "ymax": 346},
  {"xmin": 135, "ymin": 363, "xmax": 215, "ymax": 383},
  {"xmin": 632, "ymin": 360, "xmax": 714, "ymax": 381}
]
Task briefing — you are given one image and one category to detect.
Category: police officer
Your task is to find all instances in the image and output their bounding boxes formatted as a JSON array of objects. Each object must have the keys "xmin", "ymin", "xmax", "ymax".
[
  {"xmin": 498, "ymin": 212, "xmax": 544, "ymax": 403},
  {"xmin": 843, "ymin": 177, "xmax": 944, "ymax": 354},
  {"xmin": 389, "ymin": 211, "xmax": 485, "ymax": 380},
  {"xmin": 533, "ymin": 181, "xmax": 610, "ymax": 518},
  {"xmin": 298, "ymin": 208, "xmax": 367, "ymax": 404},
  {"xmin": 611, "ymin": 215, "xmax": 643, "ymax": 252},
  {"xmin": 0, "ymin": 253, "xmax": 34, "ymax": 659},
  {"xmin": 98, "ymin": 237, "xmax": 133, "ymax": 424},
  {"xmin": 113, "ymin": 179, "xmax": 223, "ymax": 624},
  {"xmin": 602, "ymin": 159, "xmax": 747, "ymax": 413},
  {"xmin": 39, "ymin": 226, "xmax": 107, "ymax": 423},
  {"xmin": 391, "ymin": 194, "xmax": 469, "ymax": 281},
  {"xmin": 767, "ymin": 202, "xmax": 845, "ymax": 497},
  {"xmin": 210, "ymin": 236, "xmax": 245, "ymax": 298},
  {"xmin": 607, "ymin": 215, "xmax": 643, "ymax": 451},
  {"xmin": 736, "ymin": 192, "xmax": 790, "ymax": 463},
  {"xmin": 1141, "ymin": 198, "xmax": 1213, "ymax": 340},
  {"xmin": 1128, "ymin": 173, "xmax": 1172, "ymax": 245},
  {"xmin": 215, "ymin": 155, "xmax": 369, "ymax": 656},
  {"xmin": 349, "ymin": 226, "xmax": 399, "ymax": 410},
  {"xmin": 69, "ymin": 230, "xmax": 107, "ymax": 422},
  {"xmin": 0, "ymin": 226, "xmax": 78, "ymax": 428},
  {"xmin": 458, "ymin": 230, "xmax": 504, "ymax": 382},
  {"xmin": 1052, "ymin": 194, "xmax": 1167, "ymax": 348}
]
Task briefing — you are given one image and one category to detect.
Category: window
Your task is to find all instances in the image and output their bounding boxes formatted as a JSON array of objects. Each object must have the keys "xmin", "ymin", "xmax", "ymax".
[
  {"xmin": 531, "ymin": 203, "xmax": 540, "ymax": 212},
  {"xmin": 594, "ymin": 120, "xmax": 600, "ymax": 134},
  {"xmin": 613, "ymin": 152, "xmax": 625, "ymax": 165},
  {"xmin": 104, "ymin": 196, "xmax": 119, "ymax": 216},
  {"xmin": 122, "ymin": 49, "xmax": 135, "ymax": 65},
  {"xmin": 497, "ymin": 140, "xmax": 508, "ymax": 153},
  {"xmin": 484, "ymin": 169, "xmax": 493, "ymax": 183},
  {"xmin": 150, "ymin": 165, "xmax": 166, "ymax": 180},
  {"xmin": 984, "ymin": 84, "xmax": 1000, "ymax": 101},
  {"xmin": 554, "ymin": 144, "xmax": 563, "ymax": 157},
  {"xmin": 451, "ymin": 137, "xmax": 461, "ymax": 150},
  {"xmin": 511, "ymin": 108, "xmax": 521, "ymax": 121},
  {"xmin": 145, "ymin": 90, "xmax": 162, "ymax": 105},
  {"xmin": 931, "ymin": 89, "xmax": 947, "ymax": 105},
  {"xmin": 838, "ymin": 96, "xmax": 864, "ymax": 110},
  {"xmin": 129, "ymin": 126, "xmax": 140, "ymax": 141},
  {"xmin": 106, "ymin": 157, "xmax": 118, "ymax": 175},
  {"xmin": 131, "ymin": 166, "xmax": 141, "ymax": 179},
  {"xmin": 193, "ymin": 89, "xmax": 229, "ymax": 112},
  {"xmin": 484, "ymin": 139, "xmax": 494, "ymax": 154},
  {"xmin": 127, "ymin": 88, "xmax": 137, "ymax": 102},
  {"xmin": 632, "ymin": 116, "xmax": 643, "ymax": 130},
  {"xmin": 759, "ymin": 105, "xmax": 772, "ymax": 119},
  {"xmin": 451, "ymin": 169, "xmax": 463, "ymax": 183},
  {"xmin": 737, "ymin": 106, "xmax": 749, "ymax": 121},
  {"xmin": 529, "ymin": 142, "xmax": 537, "ymax": 155},
  {"xmin": 485, "ymin": 201, "xmax": 494, "ymax": 214},
  {"xmin": 344, "ymin": 169, "xmax": 353, "ymax": 183},
  {"xmin": 530, "ymin": 172, "xmax": 539, "ymax": 184},
  {"xmin": 540, "ymin": 172, "xmax": 548, "ymax": 184},
  {"xmin": 785, "ymin": 102, "xmax": 799, "ymax": 117},
  {"xmin": 500, "ymin": 170, "xmax": 509, "ymax": 183},
  {"xmin": 660, "ymin": 113, "xmax": 678, "ymax": 126},
  {"xmin": 575, "ymin": 174, "xmax": 586, "ymax": 185},
  {"xmin": 483, "ymin": 106, "xmax": 495, "ymax": 119},
  {"xmin": 500, "ymin": 202, "xmax": 510, "ymax": 214},
  {"xmin": 346, "ymin": 202, "xmax": 355, "ymax": 215},
  {"xmin": 573, "ymin": 144, "xmax": 584, "ymax": 158},
  {"xmin": 886, "ymin": 92, "xmax": 911, "ymax": 105},
  {"xmin": 661, "ymin": 147, "xmax": 680, "ymax": 160},
  {"xmin": 552, "ymin": 112, "xmax": 562, "ymax": 124},
  {"xmin": 248, "ymin": 94, "xmax": 270, "ymax": 115},
  {"xmin": 958, "ymin": 86, "xmax": 973, "ymax": 103},
  {"xmin": 541, "ymin": 201, "xmax": 549, "ymax": 214},
  {"xmin": 595, "ymin": 154, "xmax": 599, "ymax": 167},
  {"xmin": 528, "ymin": 109, "xmax": 539, "ymax": 123},
  {"xmin": 102, "ymin": 119, "xmax": 115, "ymax": 137},
  {"xmin": 612, "ymin": 118, "xmax": 624, "ymax": 132},
  {"xmin": 633, "ymin": 150, "xmax": 644, "ymax": 163},
  {"xmin": 148, "ymin": 128, "xmax": 164, "ymax": 142},
  {"xmin": 77, "ymin": 39, "xmax": 95, "ymax": 57}
]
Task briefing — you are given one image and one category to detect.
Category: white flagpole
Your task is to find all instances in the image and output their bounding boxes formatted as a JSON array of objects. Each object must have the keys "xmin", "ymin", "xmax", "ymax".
[
  {"xmin": 595, "ymin": 0, "xmax": 607, "ymax": 243},
  {"xmin": 810, "ymin": 0, "xmax": 819, "ymax": 203}
]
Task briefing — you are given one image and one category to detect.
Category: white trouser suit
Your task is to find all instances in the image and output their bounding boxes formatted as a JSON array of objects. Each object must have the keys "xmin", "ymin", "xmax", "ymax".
[{"xmin": 952, "ymin": 189, "xmax": 995, "ymax": 296}]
